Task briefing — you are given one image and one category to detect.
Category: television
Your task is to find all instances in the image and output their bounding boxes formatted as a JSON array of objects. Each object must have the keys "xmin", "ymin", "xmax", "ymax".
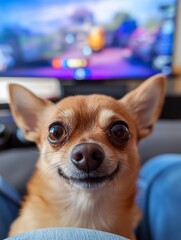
[{"xmin": 0, "ymin": 0, "xmax": 178, "ymax": 80}]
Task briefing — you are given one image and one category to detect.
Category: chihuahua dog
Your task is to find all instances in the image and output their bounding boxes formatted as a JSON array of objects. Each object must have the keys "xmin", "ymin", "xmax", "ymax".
[{"xmin": 8, "ymin": 74, "xmax": 165, "ymax": 239}]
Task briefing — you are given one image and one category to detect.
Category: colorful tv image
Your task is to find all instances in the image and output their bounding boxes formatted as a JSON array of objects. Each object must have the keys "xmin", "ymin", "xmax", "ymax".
[{"xmin": 0, "ymin": 0, "xmax": 178, "ymax": 80}]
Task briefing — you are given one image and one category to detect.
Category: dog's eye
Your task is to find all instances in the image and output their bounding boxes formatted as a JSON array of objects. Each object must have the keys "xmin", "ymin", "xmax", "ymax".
[
  {"xmin": 48, "ymin": 123, "xmax": 67, "ymax": 144},
  {"xmin": 109, "ymin": 121, "xmax": 130, "ymax": 145}
]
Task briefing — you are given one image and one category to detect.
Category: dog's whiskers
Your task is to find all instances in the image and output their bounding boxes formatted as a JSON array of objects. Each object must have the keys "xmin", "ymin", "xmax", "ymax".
[
  {"xmin": 120, "ymin": 160, "xmax": 138, "ymax": 176},
  {"xmin": 39, "ymin": 150, "xmax": 68, "ymax": 157},
  {"xmin": 40, "ymin": 161, "xmax": 63, "ymax": 178}
]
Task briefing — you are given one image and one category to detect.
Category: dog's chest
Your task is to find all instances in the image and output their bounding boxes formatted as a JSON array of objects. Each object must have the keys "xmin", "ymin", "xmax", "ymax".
[{"xmin": 57, "ymin": 192, "xmax": 116, "ymax": 231}]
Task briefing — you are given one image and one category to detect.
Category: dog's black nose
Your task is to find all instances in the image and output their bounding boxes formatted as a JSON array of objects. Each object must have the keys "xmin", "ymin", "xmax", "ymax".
[{"xmin": 71, "ymin": 143, "xmax": 105, "ymax": 172}]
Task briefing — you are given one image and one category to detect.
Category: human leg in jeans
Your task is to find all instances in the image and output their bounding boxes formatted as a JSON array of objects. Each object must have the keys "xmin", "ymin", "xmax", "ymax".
[
  {"xmin": 137, "ymin": 154, "xmax": 181, "ymax": 240},
  {"xmin": 0, "ymin": 177, "xmax": 21, "ymax": 240}
]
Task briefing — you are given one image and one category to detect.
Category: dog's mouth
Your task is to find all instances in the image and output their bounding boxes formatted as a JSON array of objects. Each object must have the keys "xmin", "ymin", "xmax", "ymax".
[{"xmin": 57, "ymin": 163, "xmax": 120, "ymax": 190}]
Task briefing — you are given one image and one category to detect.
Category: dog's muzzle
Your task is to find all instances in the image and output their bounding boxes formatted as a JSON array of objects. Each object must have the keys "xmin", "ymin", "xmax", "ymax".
[{"xmin": 57, "ymin": 143, "xmax": 120, "ymax": 189}]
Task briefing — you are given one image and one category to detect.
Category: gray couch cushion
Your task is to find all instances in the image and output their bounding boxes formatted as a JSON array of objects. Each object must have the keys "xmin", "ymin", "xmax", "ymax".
[
  {"xmin": 139, "ymin": 120, "xmax": 181, "ymax": 163},
  {"xmin": 0, "ymin": 147, "xmax": 38, "ymax": 194}
]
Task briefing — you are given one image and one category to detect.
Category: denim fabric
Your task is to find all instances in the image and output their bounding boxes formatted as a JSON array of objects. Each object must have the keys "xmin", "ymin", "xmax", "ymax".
[
  {"xmin": 5, "ymin": 228, "xmax": 128, "ymax": 240},
  {"xmin": 0, "ymin": 177, "xmax": 21, "ymax": 240},
  {"xmin": 137, "ymin": 154, "xmax": 181, "ymax": 240}
]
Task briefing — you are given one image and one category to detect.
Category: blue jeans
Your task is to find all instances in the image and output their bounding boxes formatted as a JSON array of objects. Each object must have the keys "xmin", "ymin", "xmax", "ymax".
[
  {"xmin": 5, "ymin": 228, "xmax": 127, "ymax": 240},
  {"xmin": 137, "ymin": 154, "xmax": 181, "ymax": 240},
  {"xmin": 1, "ymin": 154, "xmax": 181, "ymax": 240},
  {"xmin": 0, "ymin": 177, "xmax": 21, "ymax": 239}
]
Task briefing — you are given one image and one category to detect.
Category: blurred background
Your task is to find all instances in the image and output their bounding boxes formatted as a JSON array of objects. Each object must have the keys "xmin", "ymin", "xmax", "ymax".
[{"xmin": 0, "ymin": 0, "xmax": 180, "ymax": 80}]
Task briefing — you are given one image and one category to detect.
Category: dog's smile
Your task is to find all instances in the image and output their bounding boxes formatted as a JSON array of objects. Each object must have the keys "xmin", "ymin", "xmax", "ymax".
[{"xmin": 57, "ymin": 163, "xmax": 120, "ymax": 189}]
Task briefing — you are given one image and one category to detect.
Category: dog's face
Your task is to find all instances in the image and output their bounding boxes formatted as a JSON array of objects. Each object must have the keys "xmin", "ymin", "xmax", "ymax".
[
  {"xmin": 37, "ymin": 95, "xmax": 138, "ymax": 190},
  {"xmin": 8, "ymin": 74, "xmax": 165, "ymax": 191}
]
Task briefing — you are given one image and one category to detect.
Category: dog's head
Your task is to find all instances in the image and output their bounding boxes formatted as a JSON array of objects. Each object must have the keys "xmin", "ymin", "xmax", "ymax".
[{"xmin": 8, "ymin": 74, "xmax": 165, "ymax": 191}]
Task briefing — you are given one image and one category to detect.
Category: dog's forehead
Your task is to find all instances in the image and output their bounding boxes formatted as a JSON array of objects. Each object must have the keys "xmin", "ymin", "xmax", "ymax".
[
  {"xmin": 56, "ymin": 95, "xmax": 123, "ymax": 113},
  {"xmin": 54, "ymin": 95, "xmax": 131, "ymax": 124}
]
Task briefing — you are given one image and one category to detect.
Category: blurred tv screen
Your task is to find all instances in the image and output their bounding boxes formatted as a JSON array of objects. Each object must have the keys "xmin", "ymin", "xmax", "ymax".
[{"xmin": 0, "ymin": 0, "xmax": 178, "ymax": 80}]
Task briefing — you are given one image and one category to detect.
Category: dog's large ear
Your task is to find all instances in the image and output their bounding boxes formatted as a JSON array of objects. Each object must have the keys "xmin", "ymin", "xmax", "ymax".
[
  {"xmin": 8, "ymin": 84, "xmax": 53, "ymax": 142},
  {"xmin": 120, "ymin": 74, "xmax": 166, "ymax": 139}
]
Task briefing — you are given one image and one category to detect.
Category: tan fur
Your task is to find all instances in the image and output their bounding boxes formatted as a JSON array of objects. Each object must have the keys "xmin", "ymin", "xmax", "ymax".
[
  {"xmin": 98, "ymin": 109, "xmax": 122, "ymax": 127},
  {"xmin": 8, "ymin": 74, "xmax": 166, "ymax": 240}
]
